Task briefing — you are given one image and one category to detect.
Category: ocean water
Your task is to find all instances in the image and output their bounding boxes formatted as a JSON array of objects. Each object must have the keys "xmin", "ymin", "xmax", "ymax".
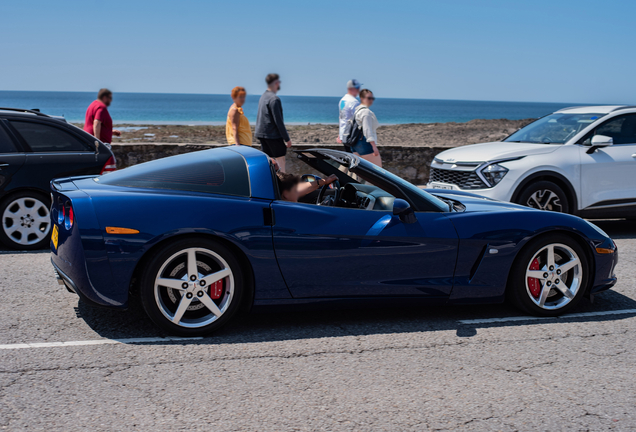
[{"xmin": 0, "ymin": 90, "xmax": 589, "ymax": 125}]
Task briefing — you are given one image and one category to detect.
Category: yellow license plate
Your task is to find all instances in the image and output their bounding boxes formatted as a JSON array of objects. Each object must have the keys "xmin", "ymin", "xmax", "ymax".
[{"xmin": 51, "ymin": 225, "xmax": 59, "ymax": 251}]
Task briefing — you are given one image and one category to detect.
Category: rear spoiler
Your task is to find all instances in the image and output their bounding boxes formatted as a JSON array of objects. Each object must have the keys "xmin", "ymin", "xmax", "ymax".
[{"xmin": 51, "ymin": 175, "xmax": 98, "ymax": 192}]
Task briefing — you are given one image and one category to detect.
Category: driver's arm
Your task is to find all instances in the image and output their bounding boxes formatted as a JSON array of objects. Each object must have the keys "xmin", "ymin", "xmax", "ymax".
[{"xmin": 298, "ymin": 174, "xmax": 338, "ymax": 198}]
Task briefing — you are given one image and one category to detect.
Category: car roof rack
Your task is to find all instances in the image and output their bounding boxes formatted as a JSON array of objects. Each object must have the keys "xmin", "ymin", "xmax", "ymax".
[{"xmin": 0, "ymin": 107, "xmax": 50, "ymax": 117}]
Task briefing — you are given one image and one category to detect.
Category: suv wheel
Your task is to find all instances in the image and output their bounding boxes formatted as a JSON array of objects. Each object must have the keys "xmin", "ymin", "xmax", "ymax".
[
  {"xmin": 516, "ymin": 181, "xmax": 569, "ymax": 213},
  {"xmin": 0, "ymin": 191, "xmax": 51, "ymax": 250}
]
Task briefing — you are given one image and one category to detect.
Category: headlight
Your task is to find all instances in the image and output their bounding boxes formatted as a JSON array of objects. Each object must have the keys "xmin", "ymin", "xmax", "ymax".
[{"xmin": 479, "ymin": 163, "xmax": 509, "ymax": 187}]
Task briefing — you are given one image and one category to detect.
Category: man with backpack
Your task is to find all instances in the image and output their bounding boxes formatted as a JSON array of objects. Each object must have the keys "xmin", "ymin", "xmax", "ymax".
[{"xmin": 337, "ymin": 79, "xmax": 362, "ymax": 151}]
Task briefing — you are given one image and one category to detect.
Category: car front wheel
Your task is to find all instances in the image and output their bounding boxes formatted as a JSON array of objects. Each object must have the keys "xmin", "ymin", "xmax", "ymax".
[
  {"xmin": 0, "ymin": 191, "xmax": 52, "ymax": 250},
  {"xmin": 516, "ymin": 181, "xmax": 569, "ymax": 213},
  {"xmin": 508, "ymin": 235, "xmax": 589, "ymax": 316},
  {"xmin": 140, "ymin": 238, "xmax": 245, "ymax": 336}
]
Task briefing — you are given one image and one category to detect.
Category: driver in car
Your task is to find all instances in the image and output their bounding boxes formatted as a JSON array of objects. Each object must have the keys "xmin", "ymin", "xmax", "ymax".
[{"xmin": 277, "ymin": 172, "xmax": 338, "ymax": 202}]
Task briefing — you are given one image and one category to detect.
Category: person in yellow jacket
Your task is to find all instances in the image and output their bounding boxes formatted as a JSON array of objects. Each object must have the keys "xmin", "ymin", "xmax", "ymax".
[{"xmin": 226, "ymin": 87, "xmax": 252, "ymax": 146}]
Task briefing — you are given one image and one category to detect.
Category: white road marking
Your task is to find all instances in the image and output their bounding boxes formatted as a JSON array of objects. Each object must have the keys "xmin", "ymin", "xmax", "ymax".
[
  {"xmin": 2, "ymin": 310, "xmax": 635, "ymax": 349},
  {"xmin": 0, "ymin": 336, "xmax": 203, "ymax": 350},
  {"xmin": 459, "ymin": 308, "xmax": 636, "ymax": 325}
]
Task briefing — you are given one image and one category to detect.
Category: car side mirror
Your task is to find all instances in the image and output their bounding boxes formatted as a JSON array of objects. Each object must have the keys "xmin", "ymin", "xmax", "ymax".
[
  {"xmin": 393, "ymin": 199, "xmax": 417, "ymax": 224},
  {"xmin": 587, "ymin": 135, "xmax": 613, "ymax": 154}
]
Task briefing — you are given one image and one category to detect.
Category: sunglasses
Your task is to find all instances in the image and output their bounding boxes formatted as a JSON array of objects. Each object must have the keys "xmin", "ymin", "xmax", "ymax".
[{"xmin": 364, "ymin": 96, "xmax": 376, "ymax": 101}]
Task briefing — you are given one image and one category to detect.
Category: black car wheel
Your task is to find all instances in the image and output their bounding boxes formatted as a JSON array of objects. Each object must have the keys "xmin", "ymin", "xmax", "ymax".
[
  {"xmin": 508, "ymin": 234, "xmax": 589, "ymax": 317},
  {"xmin": 0, "ymin": 191, "xmax": 51, "ymax": 250},
  {"xmin": 139, "ymin": 238, "xmax": 245, "ymax": 336},
  {"xmin": 516, "ymin": 181, "xmax": 569, "ymax": 213}
]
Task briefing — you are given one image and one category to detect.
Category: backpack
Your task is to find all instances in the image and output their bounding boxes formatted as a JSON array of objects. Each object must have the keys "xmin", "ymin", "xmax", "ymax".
[{"xmin": 342, "ymin": 106, "xmax": 368, "ymax": 148}]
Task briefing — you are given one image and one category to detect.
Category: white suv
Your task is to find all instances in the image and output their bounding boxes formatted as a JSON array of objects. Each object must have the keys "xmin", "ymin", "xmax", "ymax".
[{"xmin": 427, "ymin": 105, "xmax": 636, "ymax": 219}]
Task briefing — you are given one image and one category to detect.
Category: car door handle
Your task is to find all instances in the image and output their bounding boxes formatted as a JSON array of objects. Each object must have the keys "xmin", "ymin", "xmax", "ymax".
[
  {"xmin": 632, "ymin": 153, "xmax": 636, "ymax": 158},
  {"xmin": 0, "ymin": 163, "xmax": 9, "ymax": 168}
]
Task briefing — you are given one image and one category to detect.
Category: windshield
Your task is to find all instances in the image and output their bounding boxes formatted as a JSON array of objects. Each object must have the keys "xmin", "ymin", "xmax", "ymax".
[
  {"xmin": 298, "ymin": 150, "xmax": 449, "ymax": 212},
  {"xmin": 352, "ymin": 159, "xmax": 449, "ymax": 212},
  {"xmin": 505, "ymin": 113, "xmax": 604, "ymax": 144}
]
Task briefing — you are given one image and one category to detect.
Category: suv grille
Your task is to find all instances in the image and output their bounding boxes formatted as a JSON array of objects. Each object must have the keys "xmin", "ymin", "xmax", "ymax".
[{"xmin": 429, "ymin": 168, "xmax": 488, "ymax": 189}]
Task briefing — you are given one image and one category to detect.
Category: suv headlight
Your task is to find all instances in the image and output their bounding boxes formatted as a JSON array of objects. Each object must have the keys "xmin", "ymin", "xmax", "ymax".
[{"xmin": 479, "ymin": 163, "xmax": 508, "ymax": 187}]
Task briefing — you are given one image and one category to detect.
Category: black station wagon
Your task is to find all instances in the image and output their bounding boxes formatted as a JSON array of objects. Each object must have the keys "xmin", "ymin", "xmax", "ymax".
[{"xmin": 0, "ymin": 108, "xmax": 116, "ymax": 250}]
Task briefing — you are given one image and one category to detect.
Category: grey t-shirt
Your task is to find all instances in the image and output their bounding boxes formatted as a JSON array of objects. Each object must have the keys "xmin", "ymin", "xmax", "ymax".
[{"xmin": 255, "ymin": 90, "xmax": 290, "ymax": 142}]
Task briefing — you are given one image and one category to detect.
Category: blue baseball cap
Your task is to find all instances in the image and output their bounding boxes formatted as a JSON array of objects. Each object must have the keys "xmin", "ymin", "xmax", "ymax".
[{"xmin": 347, "ymin": 79, "xmax": 363, "ymax": 89}]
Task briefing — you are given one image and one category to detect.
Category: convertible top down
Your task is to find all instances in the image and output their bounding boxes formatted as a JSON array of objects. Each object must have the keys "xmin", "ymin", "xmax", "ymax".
[{"xmin": 50, "ymin": 146, "xmax": 618, "ymax": 335}]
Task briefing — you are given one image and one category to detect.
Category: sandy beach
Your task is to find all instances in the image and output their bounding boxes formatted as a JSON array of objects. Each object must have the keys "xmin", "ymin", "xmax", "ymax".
[{"xmin": 75, "ymin": 118, "xmax": 534, "ymax": 148}]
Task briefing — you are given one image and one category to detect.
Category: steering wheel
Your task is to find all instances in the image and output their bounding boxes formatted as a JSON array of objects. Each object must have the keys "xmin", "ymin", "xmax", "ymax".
[{"xmin": 317, "ymin": 180, "xmax": 340, "ymax": 206}]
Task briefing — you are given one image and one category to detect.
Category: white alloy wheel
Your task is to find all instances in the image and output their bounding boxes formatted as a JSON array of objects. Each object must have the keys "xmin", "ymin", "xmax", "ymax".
[
  {"xmin": 153, "ymin": 247, "xmax": 235, "ymax": 328},
  {"xmin": 525, "ymin": 243, "xmax": 582, "ymax": 310},
  {"xmin": 2, "ymin": 196, "xmax": 51, "ymax": 246}
]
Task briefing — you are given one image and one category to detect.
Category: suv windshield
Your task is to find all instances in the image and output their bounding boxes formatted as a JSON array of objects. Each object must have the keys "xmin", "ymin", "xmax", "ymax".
[{"xmin": 505, "ymin": 113, "xmax": 604, "ymax": 144}]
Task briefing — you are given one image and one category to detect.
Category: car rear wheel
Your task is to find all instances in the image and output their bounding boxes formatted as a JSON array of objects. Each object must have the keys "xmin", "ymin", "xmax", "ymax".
[
  {"xmin": 0, "ymin": 191, "xmax": 51, "ymax": 250},
  {"xmin": 508, "ymin": 235, "xmax": 589, "ymax": 317},
  {"xmin": 516, "ymin": 181, "xmax": 569, "ymax": 213},
  {"xmin": 140, "ymin": 238, "xmax": 245, "ymax": 336}
]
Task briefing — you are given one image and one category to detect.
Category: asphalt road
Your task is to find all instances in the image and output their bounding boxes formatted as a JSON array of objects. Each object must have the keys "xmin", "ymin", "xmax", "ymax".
[{"xmin": 1, "ymin": 220, "xmax": 635, "ymax": 431}]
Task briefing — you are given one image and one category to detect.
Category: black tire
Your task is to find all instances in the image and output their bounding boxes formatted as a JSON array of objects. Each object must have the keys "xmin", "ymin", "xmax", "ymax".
[
  {"xmin": 139, "ymin": 237, "xmax": 246, "ymax": 336},
  {"xmin": 516, "ymin": 181, "xmax": 570, "ymax": 213},
  {"xmin": 0, "ymin": 190, "xmax": 52, "ymax": 250},
  {"xmin": 507, "ymin": 234, "xmax": 589, "ymax": 317}
]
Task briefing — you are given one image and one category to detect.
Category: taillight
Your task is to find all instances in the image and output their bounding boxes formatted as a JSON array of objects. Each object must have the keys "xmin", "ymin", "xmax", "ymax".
[
  {"xmin": 64, "ymin": 202, "xmax": 74, "ymax": 230},
  {"xmin": 101, "ymin": 155, "xmax": 117, "ymax": 175},
  {"xmin": 58, "ymin": 205, "xmax": 65, "ymax": 225}
]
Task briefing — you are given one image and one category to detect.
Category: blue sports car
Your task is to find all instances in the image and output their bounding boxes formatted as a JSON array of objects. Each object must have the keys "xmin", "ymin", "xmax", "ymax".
[{"xmin": 50, "ymin": 146, "xmax": 618, "ymax": 336}]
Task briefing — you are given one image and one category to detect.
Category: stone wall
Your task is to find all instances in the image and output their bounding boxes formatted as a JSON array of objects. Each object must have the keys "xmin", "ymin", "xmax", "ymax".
[{"xmin": 111, "ymin": 143, "xmax": 448, "ymax": 185}]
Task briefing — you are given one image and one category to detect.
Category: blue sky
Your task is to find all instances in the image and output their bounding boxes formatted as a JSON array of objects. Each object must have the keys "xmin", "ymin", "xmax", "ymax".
[{"xmin": 1, "ymin": 0, "xmax": 634, "ymax": 103}]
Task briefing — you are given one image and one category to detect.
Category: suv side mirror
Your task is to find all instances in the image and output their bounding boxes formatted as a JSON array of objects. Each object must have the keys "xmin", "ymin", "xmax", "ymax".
[
  {"xmin": 393, "ymin": 199, "xmax": 417, "ymax": 224},
  {"xmin": 587, "ymin": 135, "xmax": 613, "ymax": 154}
]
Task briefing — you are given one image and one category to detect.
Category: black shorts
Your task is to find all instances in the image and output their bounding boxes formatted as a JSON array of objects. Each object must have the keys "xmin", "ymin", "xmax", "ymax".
[{"xmin": 258, "ymin": 138, "xmax": 287, "ymax": 158}]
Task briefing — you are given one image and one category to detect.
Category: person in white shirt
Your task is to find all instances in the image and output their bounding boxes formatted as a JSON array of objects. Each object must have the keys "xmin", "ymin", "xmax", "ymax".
[
  {"xmin": 353, "ymin": 89, "xmax": 382, "ymax": 167},
  {"xmin": 337, "ymin": 79, "xmax": 362, "ymax": 147}
]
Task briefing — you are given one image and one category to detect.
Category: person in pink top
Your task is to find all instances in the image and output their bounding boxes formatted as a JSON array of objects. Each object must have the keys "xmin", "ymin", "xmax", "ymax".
[{"xmin": 84, "ymin": 88, "xmax": 120, "ymax": 145}]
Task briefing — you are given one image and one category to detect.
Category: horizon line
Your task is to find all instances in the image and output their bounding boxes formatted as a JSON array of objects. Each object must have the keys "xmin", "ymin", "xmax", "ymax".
[{"xmin": 0, "ymin": 89, "xmax": 618, "ymax": 107}]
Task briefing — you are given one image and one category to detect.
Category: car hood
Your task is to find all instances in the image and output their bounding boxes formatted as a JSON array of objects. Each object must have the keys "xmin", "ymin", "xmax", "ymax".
[
  {"xmin": 435, "ymin": 141, "xmax": 560, "ymax": 164},
  {"xmin": 429, "ymin": 190, "xmax": 534, "ymax": 213},
  {"xmin": 430, "ymin": 190, "xmax": 614, "ymax": 247}
]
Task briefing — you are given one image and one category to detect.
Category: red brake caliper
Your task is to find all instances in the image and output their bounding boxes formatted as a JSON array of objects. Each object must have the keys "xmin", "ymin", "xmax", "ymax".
[
  {"xmin": 209, "ymin": 279, "xmax": 224, "ymax": 300},
  {"xmin": 527, "ymin": 258, "xmax": 541, "ymax": 298}
]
